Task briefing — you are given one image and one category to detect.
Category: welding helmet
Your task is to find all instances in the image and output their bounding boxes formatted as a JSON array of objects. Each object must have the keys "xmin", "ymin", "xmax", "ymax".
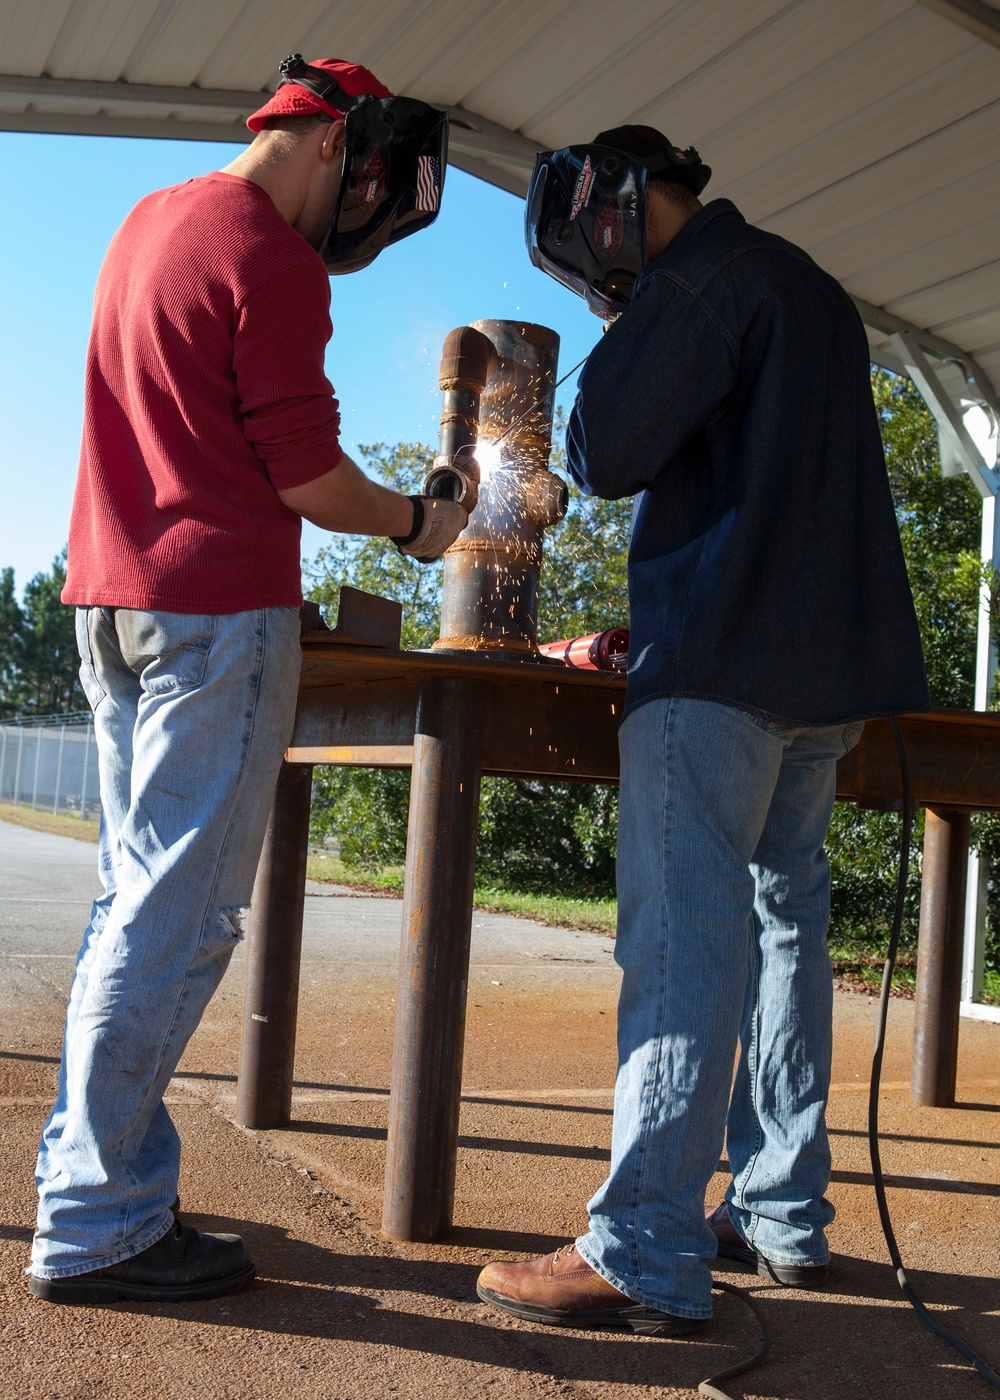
[
  {"xmin": 270, "ymin": 55, "xmax": 448, "ymax": 275},
  {"xmin": 525, "ymin": 127, "xmax": 710, "ymax": 318}
]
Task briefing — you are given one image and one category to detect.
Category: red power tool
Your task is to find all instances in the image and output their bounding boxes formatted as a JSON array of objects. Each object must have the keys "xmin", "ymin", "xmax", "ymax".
[{"xmin": 537, "ymin": 628, "xmax": 629, "ymax": 672}]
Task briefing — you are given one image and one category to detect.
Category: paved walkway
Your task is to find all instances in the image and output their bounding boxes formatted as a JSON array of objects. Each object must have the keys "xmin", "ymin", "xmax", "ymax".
[{"xmin": 1, "ymin": 820, "xmax": 998, "ymax": 1399}]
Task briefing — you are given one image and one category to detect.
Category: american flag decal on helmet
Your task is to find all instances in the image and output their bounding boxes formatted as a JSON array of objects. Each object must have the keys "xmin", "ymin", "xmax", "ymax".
[{"xmin": 416, "ymin": 155, "xmax": 441, "ymax": 212}]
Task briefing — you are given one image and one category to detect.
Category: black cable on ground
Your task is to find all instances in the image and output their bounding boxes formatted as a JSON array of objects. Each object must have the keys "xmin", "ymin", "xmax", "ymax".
[
  {"xmin": 871, "ymin": 718, "xmax": 1000, "ymax": 1389},
  {"xmin": 697, "ymin": 1279, "xmax": 771, "ymax": 1400}
]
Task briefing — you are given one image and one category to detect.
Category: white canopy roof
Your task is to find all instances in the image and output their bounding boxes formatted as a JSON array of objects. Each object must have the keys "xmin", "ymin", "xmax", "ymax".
[{"xmin": 1, "ymin": 0, "xmax": 998, "ymax": 421}]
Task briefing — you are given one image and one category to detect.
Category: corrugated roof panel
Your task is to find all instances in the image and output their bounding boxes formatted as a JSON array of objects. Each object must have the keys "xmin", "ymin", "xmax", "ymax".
[
  {"xmin": 405, "ymin": 0, "xmax": 579, "ymax": 109},
  {"xmin": 0, "ymin": 0, "xmax": 74, "ymax": 75},
  {"xmin": 197, "ymin": 0, "xmax": 417, "ymax": 93},
  {"xmin": 810, "ymin": 161, "xmax": 1000, "ymax": 278},
  {"xmin": 890, "ymin": 262, "xmax": 1000, "ymax": 328},
  {"xmin": 47, "ymin": 0, "xmax": 164, "ymax": 82},
  {"xmin": 702, "ymin": 30, "xmax": 991, "ymax": 210},
  {"xmin": 0, "ymin": 0, "xmax": 997, "ymax": 400},
  {"xmin": 125, "ymin": 0, "xmax": 266, "ymax": 88},
  {"xmin": 842, "ymin": 210, "xmax": 1000, "ymax": 307},
  {"xmin": 528, "ymin": 0, "xmax": 907, "ymax": 148},
  {"xmin": 200, "ymin": 0, "xmax": 360, "ymax": 94},
  {"xmin": 763, "ymin": 107, "xmax": 1000, "ymax": 249},
  {"xmin": 463, "ymin": 0, "xmax": 716, "ymax": 131}
]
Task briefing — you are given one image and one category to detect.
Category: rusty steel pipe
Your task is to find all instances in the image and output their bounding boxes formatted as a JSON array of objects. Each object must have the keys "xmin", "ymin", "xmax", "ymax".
[
  {"xmin": 382, "ymin": 678, "xmax": 484, "ymax": 1241},
  {"xmin": 435, "ymin": 320, "xmax": 568, "ymax": 655},
  {"xmin": 912, "ymin": 805, "xmax": 970, "ymax": 1107},
  {"xmin": 423, "ymin": 325, "xmax": 494, "ymax": 510},
  {"xmin": 237, "ymin": 762, "xmax": 313, "ymax": 1128}
]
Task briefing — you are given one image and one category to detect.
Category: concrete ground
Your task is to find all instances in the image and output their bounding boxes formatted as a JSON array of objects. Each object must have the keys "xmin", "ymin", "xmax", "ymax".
[{"xmin": 1, "ymin": 820, "xmax": 998, "ymax": 1400}]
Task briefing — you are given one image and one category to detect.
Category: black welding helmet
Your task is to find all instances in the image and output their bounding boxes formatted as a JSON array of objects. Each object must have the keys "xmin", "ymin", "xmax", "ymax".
[
  {"xmin": 264, "ymin": 55, "xmax": 449, "ymax": 275},
  {"xmin": 525, "ymin": 125, "xmax": 710, "ymax": 318}
]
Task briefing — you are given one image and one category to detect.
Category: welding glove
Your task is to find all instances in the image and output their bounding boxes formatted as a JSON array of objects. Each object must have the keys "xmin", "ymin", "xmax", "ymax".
[{"xmin": 391, "ymin": 495, "xmax": 468, "ymax": 563}]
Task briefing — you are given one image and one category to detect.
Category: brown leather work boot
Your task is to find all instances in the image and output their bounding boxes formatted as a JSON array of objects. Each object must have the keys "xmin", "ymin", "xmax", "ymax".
[
  {"xmin": 707, "ymin": 1202, "xmax": 829, "ymax": 1288},
  {"xmin": 476, "ymin": 1242, "xmax": 706, "ymax": 1335}
]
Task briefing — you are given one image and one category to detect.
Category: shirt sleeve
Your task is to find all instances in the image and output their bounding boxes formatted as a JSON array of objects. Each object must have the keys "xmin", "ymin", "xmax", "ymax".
[
  {"xmin": 566, "ymin": 271, "xmax": 738, "ymax": 500},
  {"xmin": 234, "ymin": 256, "xmax": 344, "ymax": 490}
]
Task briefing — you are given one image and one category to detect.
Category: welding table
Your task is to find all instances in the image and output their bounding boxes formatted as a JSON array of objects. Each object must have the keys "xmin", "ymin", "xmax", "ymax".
[{"xmin": 236, "ymin": 631, "xmax": 1000, "ymax": 1243}]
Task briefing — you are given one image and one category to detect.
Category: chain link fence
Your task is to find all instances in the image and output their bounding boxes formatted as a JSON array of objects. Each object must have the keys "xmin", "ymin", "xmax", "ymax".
[{"xmin": 0, "ymin": 712, "xmax": 100, "ymax": 819}]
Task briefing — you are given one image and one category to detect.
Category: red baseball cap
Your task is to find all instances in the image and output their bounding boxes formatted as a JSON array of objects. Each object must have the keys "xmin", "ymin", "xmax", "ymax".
[{"xmin": 246, "ymin": 58, "xmax": 392, "ymax": 134}]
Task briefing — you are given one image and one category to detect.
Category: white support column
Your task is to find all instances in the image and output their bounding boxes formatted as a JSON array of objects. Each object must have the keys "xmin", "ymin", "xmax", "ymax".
[
  {"xmin": 889, "ymin": 333, "xmax": 999, "ymax": 1017},
  {"xmin": 963, "ymin": 493, "xmax": 1000, "ymax": 1019}
]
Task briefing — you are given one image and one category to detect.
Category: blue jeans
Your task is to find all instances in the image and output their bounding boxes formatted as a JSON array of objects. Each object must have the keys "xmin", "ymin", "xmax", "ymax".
[
  {"xmin": 576, "ymin": 698, "xmax": 863, "ymax": 1319},
  {"xmin": 32, "ymin": 607, "xmax": 301, "ymax": 1278}
]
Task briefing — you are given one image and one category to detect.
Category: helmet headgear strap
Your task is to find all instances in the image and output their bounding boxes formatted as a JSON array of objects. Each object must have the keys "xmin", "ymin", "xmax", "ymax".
[{"xmin": 276, "ymin": 54, "xmax": 369, "ymax": 119}]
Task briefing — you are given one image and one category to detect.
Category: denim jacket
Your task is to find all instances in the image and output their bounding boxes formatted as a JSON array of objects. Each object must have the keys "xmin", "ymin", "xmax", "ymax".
[{"xmin": 567, "ymin": 199, "xmax": 930, "ymax": 726}]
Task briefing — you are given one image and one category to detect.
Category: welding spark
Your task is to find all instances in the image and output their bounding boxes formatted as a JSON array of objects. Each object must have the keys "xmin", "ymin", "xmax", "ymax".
[{"xmin": 474, "ymin": 439, "xmax": 503, "ymax": 481}]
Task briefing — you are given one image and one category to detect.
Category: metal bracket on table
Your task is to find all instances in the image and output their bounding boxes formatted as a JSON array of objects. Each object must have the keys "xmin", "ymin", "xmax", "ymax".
[{"xmin": 299, "ymin": 586, "xmax": 403, "ymax": 649}]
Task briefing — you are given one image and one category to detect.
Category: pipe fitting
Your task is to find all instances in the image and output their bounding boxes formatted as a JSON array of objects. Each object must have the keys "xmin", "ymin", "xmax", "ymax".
[
  {"xmin": 435, "ymin": 320, "xmax": 562, "ymax": 656},
  {"xmin": 423, "ymin": 456, "xmax": 477, "ymax": 510},
  {"xmin": 524, "ymin": 471, "xmax": 569, "ymax": 528}
]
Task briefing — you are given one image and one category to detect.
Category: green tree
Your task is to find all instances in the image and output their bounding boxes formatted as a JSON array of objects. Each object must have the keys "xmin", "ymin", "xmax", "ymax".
[
  {"xmin": 305, "ymin": 443, "xmax": 438, "ymax": 866},
  {"xmin": 305, "ymin": 437, "xmax": 629, "ymax": 896},
  {"xmin": 0, "ymin": 551, "xmax": 84, "ymax": 719},
  {"xmin": 304, "ymin": 382, "xmax": 998, "ymax": 977},
  {"xmin": 829, "ymin": 373, "xmax": 997, "ymax": 971},
  {"xmin": 0, "ymin": 567, "xmax": 25, "ymax": 717}
]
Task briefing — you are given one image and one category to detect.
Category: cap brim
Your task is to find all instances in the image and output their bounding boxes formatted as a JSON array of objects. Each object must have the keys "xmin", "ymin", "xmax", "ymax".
[{"xmin": 246, "ymin": 86, "xmax": 343, "ymax": 133}]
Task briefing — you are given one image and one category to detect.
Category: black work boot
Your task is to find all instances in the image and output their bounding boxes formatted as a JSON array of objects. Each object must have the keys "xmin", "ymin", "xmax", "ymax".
[{"xmin": 30, "ymin": 1220, "xmax": 254, "ymax": 1304}]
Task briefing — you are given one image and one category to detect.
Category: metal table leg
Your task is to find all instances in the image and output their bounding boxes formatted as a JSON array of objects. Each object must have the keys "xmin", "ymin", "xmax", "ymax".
[
  {"xmin": 382, "ymin": 677, "xmax": 483, "ymax": 1241},
  {"xmin": 237, "ymin": 761, "xmax": 314, "ymax": 1129},
  {"xmin": 912, "ymin": 805, "xmax": 970, "ymax": 1107}
]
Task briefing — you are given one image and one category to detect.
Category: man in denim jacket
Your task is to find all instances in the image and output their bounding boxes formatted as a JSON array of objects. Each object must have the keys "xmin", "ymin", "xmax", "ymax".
[{"xmin": 478, "ymin": 125, "xmax": 929, "ymax": 1333}]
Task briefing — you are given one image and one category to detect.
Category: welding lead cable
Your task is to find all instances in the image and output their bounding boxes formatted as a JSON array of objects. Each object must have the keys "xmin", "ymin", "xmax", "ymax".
[
  {"xmin": 492, "ymin": 352, "xmax": 591, "ymax": 446},
  {"xmin": 449, "ymin": 353, "xmax": 594, "ymax": 466},
  {"xmin": 697, "ymin": 1280, "xmax": 771, "ymax": 1400},
  {"xmin": 870, "ymin": 718, "xmax": 1000, "ymax": 1389}
]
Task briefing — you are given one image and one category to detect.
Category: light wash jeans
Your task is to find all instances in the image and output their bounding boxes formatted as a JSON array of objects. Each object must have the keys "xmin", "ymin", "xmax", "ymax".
[
  {"xmin": 32, "ymin": 606, "xmax": 301, "ymax": 1278},
  {"xmin": 576, "ymin": 698, "xmax": 863, "ymax": 1319}
]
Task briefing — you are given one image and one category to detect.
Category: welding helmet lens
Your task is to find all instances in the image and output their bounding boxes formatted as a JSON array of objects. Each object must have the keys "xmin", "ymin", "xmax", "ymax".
[
  {"xmin": 525, "ymin": 139, "xmax": 710, "ymax": 317},
  {"xmin": 321, "ymin": 95, "xmax": 448, "ymax": 274}
]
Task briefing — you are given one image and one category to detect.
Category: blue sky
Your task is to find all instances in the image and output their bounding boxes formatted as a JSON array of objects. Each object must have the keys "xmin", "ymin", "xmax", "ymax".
[{"xmin": 0, "ymin": 132, "xmax": 602, "ymax": 594}]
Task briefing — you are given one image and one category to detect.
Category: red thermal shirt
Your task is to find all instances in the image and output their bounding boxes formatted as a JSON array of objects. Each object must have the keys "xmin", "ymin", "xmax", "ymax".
[{"xmin": 63, "ymin": 172, "xmax": 342, "ymax": 612}]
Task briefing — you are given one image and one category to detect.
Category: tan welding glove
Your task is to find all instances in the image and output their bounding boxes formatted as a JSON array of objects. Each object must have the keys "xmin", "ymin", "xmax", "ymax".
[{"xmin": 391, "ymin": 495, "xmax": 468, "ymax": 563}]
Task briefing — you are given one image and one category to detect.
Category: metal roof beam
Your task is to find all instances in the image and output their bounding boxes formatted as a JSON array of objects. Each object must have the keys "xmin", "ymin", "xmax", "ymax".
[
  {"xmin": 889, "ymin": 329, "xmax": 998, "ymax": 496},
  {"xmin": 0, "ymin": 72, "xmax": 264, "ymax": 121},
  {"xmin": 0, "ymin": 74, "xmax": 539, "ymax": 188},
  {"xmin": 445, "ymin": 107, "xmax": 537, "ymax": 173},
  {"xmin": 855, "ymin": 297, "xmax": 999, "ymax": 415},
  {"xmin": 2, "ymin": 72, "xmax": 997, "ymax": 408}
]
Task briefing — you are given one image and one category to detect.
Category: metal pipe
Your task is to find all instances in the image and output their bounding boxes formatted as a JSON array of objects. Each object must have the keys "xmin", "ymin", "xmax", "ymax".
[
  {"xmin": 423, "ymin": 325, "xmax": 494, "ymax": 510},
  {"xmin": 912, "ymin": 805, "xmax": 970, "ymax": 1107},
  {"xmin": 30, "ymin": 727, "xmax": 41, "ymax": 809},
  {"xmin": 382, "ymin": 677, "xmax": 483, "ymax": 1241},
  {"xmin": 80, "ymin": 723, "xmax": 91, "ymax": 818},
  {"xmin": 14, "ymin": 727, "xmax": 24, "ymax": 806},
  {"xmin": 435, "ymin": 320, "xmax": 568, "ymax": 655},
  {"xmin": 237, "ymin": 761, "xmax": 313, "ymax": 1129},
  {"xmin": 53, "ymin": 723, "xmax": 66, "ymax": 815}
]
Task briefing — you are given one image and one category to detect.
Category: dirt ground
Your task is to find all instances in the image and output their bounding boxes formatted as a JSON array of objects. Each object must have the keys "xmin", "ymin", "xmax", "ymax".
[{"xmin": 1, "ymin": 821, "xmax": 998, "ymax": 1399}]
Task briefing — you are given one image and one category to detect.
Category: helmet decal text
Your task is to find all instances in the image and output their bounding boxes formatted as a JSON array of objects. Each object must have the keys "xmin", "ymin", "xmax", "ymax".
[
  {"xmin": 595, "ymin": 196, "xmax": 624, "ymax": 257},
  {"xmin": 569, "ymin": 155, "xmax": 595, "ymax": 220},
  {"xmin": 359, "ymin": 143, "xmax": 387, "ymax": 208}
]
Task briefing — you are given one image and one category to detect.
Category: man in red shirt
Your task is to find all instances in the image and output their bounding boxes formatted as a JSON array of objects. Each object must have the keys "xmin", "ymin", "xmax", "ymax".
[{"xmin": 32, "ymin": 57, "xmax": 461, "ymax": 1304}]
